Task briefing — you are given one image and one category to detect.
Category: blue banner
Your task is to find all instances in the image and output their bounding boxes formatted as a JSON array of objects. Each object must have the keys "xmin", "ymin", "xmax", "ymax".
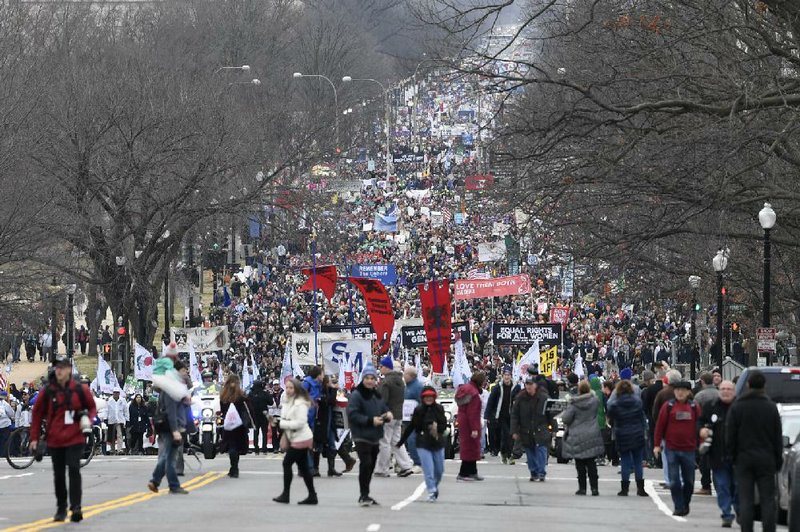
[
  {"xmin": 373, "ymin": 203, "xmax": 398, "ymax": 232},
  {"xmin": 351, "ymin": 264, "xmax": 397, "ymax": 286}
]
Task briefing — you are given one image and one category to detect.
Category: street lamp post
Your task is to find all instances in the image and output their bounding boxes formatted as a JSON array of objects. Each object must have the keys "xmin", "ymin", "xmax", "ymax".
[
  {"xmin": 688, "ymin": 275, "xmax": 701, "ymax": 380},
  {"xmin": 65, "ymin": 284, "xmax": 77, "ymax": 360},
  {"xmin": 214, "ymin": 64, "xmax": 252, "ymax": 74},
  {"xmin": 342, "ymin": 76, "xmax": 391, "ymax": 180},
  {"xmin": 759, "ymin": 202, "xmax": 776, "ymax": 365},
  {"xmin": 712, "ymin": 248, "xmax": 729, "ymax": 370},
  {"xmin": 293, "ymin": 72, "xmax": 339, "ymax": 150},
  {"xmin": 50, "ymin": 277, "xmax": 59, "ymax": 364}
]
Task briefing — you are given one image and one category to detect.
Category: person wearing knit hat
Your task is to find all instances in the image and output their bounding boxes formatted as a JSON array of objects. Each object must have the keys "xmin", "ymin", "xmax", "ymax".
[
  {"xmin": 398, "ymin": 385, "xmax": 447, "ymax": 502},
  {"xmin": 377, "ymin": 355, "xmax": 414, "ymax": 478},
  {"xmin": 380, "ymin": 356, "xmax": 393, "ymax": 371},
  {"xmin": 620, "ymin": 368, "xmax": 633, "ymax": 381},
  {"xmin": 348, "ymin": 359, "xmax": 392, "ymax": 507}
]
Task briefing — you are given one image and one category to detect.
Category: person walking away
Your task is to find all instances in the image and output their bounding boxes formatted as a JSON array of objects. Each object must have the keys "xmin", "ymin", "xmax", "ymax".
[
  {"xmin": 30, "ymin": 355, "xmax": 97, "ymax": 522},
  {"xmin": 402, "ymin": 366, "xmax": 423, "ymax": 468},
  {"xmin": 347, "ymin": 361, "xmax": 392, "ymax": 506},
  {"xmin": 652, "ymin": 369, "xmax": 682, "ymax": 488},
  {"xmin": 0, "ymin": 392, "xmax": 16, "ymax": 456},
  {"xmin": 726, "ymin": 370, "xmax": 782, "ymax": 532},
  {"xmin": 248, "ymin": 380, "xmax": 273, "ymax": 454},
  {"xmin": 693, "ymin": 372, "xmax": 719, "ymax": 497},
  {"xmin": 398, "ymin": 385, "xmax": 447, "ymax": 502},
  {"xmin": 485, "ymin": 366, "xmax": 517, "ymax": 464},
  {"xmin": 456, "ymin": 372, "xmax": 486, "ymax": 481},
  {"xmin": 106, "ymin": 387, "xmax": 128, "ymax": 455},
  {"xmin": 511, "ymin": 375, "xmax": 554, "ymax": 482},
  {"xmin": 639, "ymin": 369, "xmax": 661, "ymax": 467},
  {"xmin": 653, "ymin": 380, "xmax": 701, "ymax": 516},
  {"xmin": 302, "ymin": 366, "xmax": 323, "ymax": 476},
  {"xmin": 128, "ymin": 394, "xmax": 150, "ymax": 455},
  {"xmin": 269, "ymin": 379, "xmax": 283, "ymax": 453},
  {"xmin": 700, "ymin": 380, "xmax": 738, "ymax": 527},
  {"xmin": 318, "ymin": 375, "xmax": 356, "ymax": 476},
  {"xmin": 220, "ymin": 375, "xmax": 253, "ymax": 478},
  {"xmin": 607, "ymin": 380, "xmax": 648, "ymax": 496},
  {"xmin": 272, "ymin": 378, "xmax": 317, "ymax": 504},
  {"xmin": 376, "ymin": 356, "xmax": 414, "ymax": 477},
  {"xmin": 588, "ymin": 376, "xmax": 608, "ymax": 466},
  {"xmin": 147, "ymin": 358, "xmax": 189, "ymax": 495},
  {"xmin": 562, "ymin": 380, "xmax": 605, "ymax": 495}
]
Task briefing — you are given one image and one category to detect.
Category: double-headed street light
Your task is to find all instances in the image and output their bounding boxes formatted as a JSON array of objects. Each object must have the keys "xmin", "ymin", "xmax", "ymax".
[
  {"xmin": 759, "ymin": 202, "xmax": 777, "ymax": 365},
  {"xmin": 342, "ymin": 76, "xmax": 391, "ymax": 179},
  {"xmin": 293, "ymin": 72, "xmax": 339, "ymax": 150},
  {"xmin": 712, "ymin": 248, "xmax": 729, "ymax": 370},
  {"xmin": 214, "ymin": 64, "xmax": 251, "ymax": 74},
  {"xmin": 229, "ymin": 79, "xmax": 262, "ymax": 86},
  {"xmin": 688, "ymin": 275, "xmax": 701, "ymax": 380}
]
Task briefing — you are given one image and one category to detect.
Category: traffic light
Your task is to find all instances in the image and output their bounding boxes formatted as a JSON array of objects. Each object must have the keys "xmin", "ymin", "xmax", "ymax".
[
  {"xmin": 116, "ymin": 326, "xmax": 127, "ymax": 361},
  {"xmin": 721, "ymin": 287, "xmax": 727, "ymax": 297}
]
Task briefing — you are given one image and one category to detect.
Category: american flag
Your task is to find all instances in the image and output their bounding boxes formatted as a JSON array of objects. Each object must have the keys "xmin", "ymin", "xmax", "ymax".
[
  {"xmin": 467, "ymin": 268, "xmax": 491, "ymax": 280},
  {"xmin": 441, "ymin": 206, "xmax": 452, "ymax": 224}
]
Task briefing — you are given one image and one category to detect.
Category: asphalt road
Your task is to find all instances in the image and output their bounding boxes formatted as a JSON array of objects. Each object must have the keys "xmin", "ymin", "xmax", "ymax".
[{"xmin": 0, "ymin": 453, "xmax": 787, "ymax": 532}]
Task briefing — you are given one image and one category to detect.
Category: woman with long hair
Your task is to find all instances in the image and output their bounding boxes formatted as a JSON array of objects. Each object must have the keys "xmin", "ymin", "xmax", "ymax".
[
  {"xmin": 273, "ymin": 378, "xmax": 317, "ymax": 505},
  {"xmin": 220, "ymin": 375, "xmax": 253, "ymax": 478},
  {"xmin": 456, "ymin": 371, "xmax": 486, "ymax": 481}
]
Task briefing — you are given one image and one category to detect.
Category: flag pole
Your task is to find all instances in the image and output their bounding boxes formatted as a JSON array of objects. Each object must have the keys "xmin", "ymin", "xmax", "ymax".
[
  {"xmin": 343, "ymin": 255, "xmax": 356, "ymax": 339},
  {"xmin": 429, "ymin": 256, "xmax": 445, "ymax": 372},
  {"xmin": 311, "ymin": 238, "xmax": 319, "ymax": 366}
]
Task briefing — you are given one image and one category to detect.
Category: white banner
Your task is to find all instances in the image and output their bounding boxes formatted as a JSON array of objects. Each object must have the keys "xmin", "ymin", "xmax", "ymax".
[
  {"xmin": 291, "ymin": 332, "xmax": 350, "ymax": 366},
  {"xmin": 92, "ymin": 354, "xmax": 120, "ymax": 394},
  {"xmin": 171, "ymin": 326, "xmax": 229, "ymax": 353},
  {"xmin": 451, "ymin": 338, "xmax": 472, "ymax": 387},
  {"xmin": 513, "ymin": 340, "xmax": 540, "ymax": 385},
  {"xmin": 477, "ymin": 241, "xmax": 507, "ymax": 262},
  {"xmin": 321, "ymin": 339, "xmax": 371, "ymax": 376},
  {"xmin": 134, "ymin": 343, "xmax": 154, "ymax": 381}
]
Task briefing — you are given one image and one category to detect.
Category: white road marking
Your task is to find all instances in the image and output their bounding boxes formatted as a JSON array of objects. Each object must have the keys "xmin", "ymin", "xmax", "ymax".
[
  {"xmin": 0, "ymin": 473, "xmax": 34, "ymax": 480},
  {"xmin": 366, "ymin": 525, "xmax": 381, "ymax": 532},
  {"xmin": 391, "ymin": 481, "xmax": 426, "ymax": 511},
  {"xmin": 645, "ymin": 479, "xmax": 686, "ymax": 522}
]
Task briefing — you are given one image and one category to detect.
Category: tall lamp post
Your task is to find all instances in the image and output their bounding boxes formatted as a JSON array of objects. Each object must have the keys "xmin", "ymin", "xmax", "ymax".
[
  {"xmin": 759, "ymin": 202, "xmax": 776, "ymax": 365},
  {"xmin": 65, "ymin": 284, "xmax": 77, "ymax": 360},
  {"xmin": 342, "ymin": 76, "xmax": 391, "ymax": 180},
  {"xmin": 49, "ymin": 277, "xmax": 60, "ymax": 364},
  {"xmin": 688, "ymin": 275, "xmax": 701, "ymax": 380},
  {"xmin": 712, "ymin": 248, "xmax": 729, "ymax": 370},
  {"xmin": 293, "ymin": 72, "xmax": 339, "ymax": 150}
]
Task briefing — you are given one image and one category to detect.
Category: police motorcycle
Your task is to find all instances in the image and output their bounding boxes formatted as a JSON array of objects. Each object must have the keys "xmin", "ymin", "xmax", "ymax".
[{"xmin": 190, "ymin": 371, "xmax": 221, "ymax": 459}]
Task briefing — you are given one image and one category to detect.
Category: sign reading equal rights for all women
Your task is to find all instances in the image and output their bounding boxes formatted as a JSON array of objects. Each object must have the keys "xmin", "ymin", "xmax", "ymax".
[{"xmin": 492, "ymin": 323, "xmax": 562, "ymax": 347}]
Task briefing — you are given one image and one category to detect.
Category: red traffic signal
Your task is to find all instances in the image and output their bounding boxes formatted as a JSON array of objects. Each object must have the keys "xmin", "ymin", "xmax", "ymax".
[
  {"xmin": 117, "ymin": 326, "xmax": 127, "ymax": 336},
  {"xmin": 720, "ymin": 287, "xmax": 727, "ymax": 296}
]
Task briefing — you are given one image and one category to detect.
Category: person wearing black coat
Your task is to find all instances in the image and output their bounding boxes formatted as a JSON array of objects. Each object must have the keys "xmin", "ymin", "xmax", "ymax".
[
  {"xmin": 220, "ymin": 376, "xmax": 254, "ymax": 478},
  {"xmin": 399, "ymin": 386, "xmax": 447, "ymax": 502},
  {"xmin": 699, "ymin": 380, "xmax": 737, "ymax": 527},
  {"xmin": 726, "ymin": 370, "xmax": 783, "ymax": 532},
  {"xmin": 316, "ymin": 376, "xmax": 356, "ymax": 477},
  {"xmin": 127, "ymin": 394, "xmax": 150, "ymax": 455},
  {"xmin": 248, "ymin": 381, "xmax": 273, "ymax": 454},
  {"xmin": 607, "ymin": 380, "xmax": 647, "ymax": 497}
]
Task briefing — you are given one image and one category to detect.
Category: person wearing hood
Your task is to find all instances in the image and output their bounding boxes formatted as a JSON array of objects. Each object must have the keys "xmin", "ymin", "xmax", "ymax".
[
  {"xmin": 347, "ymin": 361, "xmax": 392, "ymax": 507},
  {"xmin": 510, "ymin": 375, "xmax": 553, "ymax": 482},
  {"xmin": 561, "ymin": 380, "xmax": 605, "ymax": 495},
  {"xmin": 376, "ymin": 356, "xmax": 414, "ymax": 478},
  {"xmin": 248, "ymin": 380, "xmax": 273, "ymax": 454},
  {"xmin": 456, "ymin": 371, "xmax": 486, "ymax": 481},
  {"xmin": 399, "ymin": 385, "xmax": 447, "ymax": 502},
  {"xmin": 485, "ymin": 365, "xmax": 518, "ymax": 464},
  {"xmin": 607, "ymin": 379, "xmax": 648, "ymax": 496}
]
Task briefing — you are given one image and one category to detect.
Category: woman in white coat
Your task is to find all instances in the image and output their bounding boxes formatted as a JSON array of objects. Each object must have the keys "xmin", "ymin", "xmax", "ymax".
[{"xmin": 272, "ymin": 378, "xmax": 317, "ymax": 505}]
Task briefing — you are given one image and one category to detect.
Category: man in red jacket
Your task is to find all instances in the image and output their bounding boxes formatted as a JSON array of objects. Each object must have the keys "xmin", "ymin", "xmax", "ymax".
[
  {"xmin": 653, "ymin": 380, "xmax": 701, "ymax": 517},
  {"xmin": 31, "ymin": 355, "xmax": 97, "ymax": 523}
]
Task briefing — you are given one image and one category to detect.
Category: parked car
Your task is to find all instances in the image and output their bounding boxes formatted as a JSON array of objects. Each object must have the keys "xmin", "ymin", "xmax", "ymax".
[
  {"xmin": 776, "ymin": 404, "xmax": 800, "ymax": 529},
  {"xmin": 735, "ymin": 367, "xmax": 800, "ymax": 404}
]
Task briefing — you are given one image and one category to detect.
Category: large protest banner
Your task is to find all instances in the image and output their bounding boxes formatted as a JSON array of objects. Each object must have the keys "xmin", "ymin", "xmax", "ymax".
[
  {"xmin": 320, "ymin": 324, "xmax": 376, "ymax": 340},
  {"xmin": 454, "ymin": 274, "xmax": 531, "ymax": 300},
  {"xmin": 171, "ymin": 326, "xmax": 229, "ymax": 353},
  {"xmin": 400, "ymin": 321, "xmax": 469, "ymax": 348},
  {"xmin": 321, "ymin": 339, "xmax": 370, "ymax": 376},
  {"xmin": 492, "ymin": 323, "xmax": 562, "ymax": 347},
  {"xmin": 350, "ymin": 264, "xmax": 397, "ymax": 286}
]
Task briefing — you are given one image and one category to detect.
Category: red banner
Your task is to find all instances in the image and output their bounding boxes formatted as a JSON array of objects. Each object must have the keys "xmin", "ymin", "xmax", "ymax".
[
  {"xmin": 549, "ymin": 306, "xmax": 570, "ymax": 329},
  {"xmin": 299, "ymin": 265, "xmax": 338, "ymax": 300},
  {"xmin": 465, "ymin": 174, "xmax": 494, "ymax": 190},
  {"xmin": 348, "ymin": 277, "xmax": 394, "ymax": 355},
  {"xmin": 418, "ymin": 280, "xmax": 452, "ymax": 373},
  {"xmin": 454, "ymin": 274, "xmax": 531, "ymax": 300}
]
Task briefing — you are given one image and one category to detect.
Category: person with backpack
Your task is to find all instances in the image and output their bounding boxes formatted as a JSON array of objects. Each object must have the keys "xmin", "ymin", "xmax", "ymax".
[
  {"xmin": 147, "ymin": 358, "xmax": 189, "ymax": 496},
  {"xmin": 220, "ymin": 375, "xmax": 254, "ymax": 478},
  {"xmin": 30, "ymin": 355, "xmax": 97, "ymax": 523},
  {"xmin": 653, "ymin": 380, "xmax": 702, "ymax": 516}
]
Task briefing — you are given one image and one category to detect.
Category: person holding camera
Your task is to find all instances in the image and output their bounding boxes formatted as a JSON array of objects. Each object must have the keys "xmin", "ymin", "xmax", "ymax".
[
  {"xmin": 698, "ymin": 380, "xmax": 737, "ymax": 528},
  {"xmin": 30, "ymin": 355, "xmax": 97, "ymax": 523},
  {"xmin": 346, "ymin": 361, "xmax": 392, "ymax": 507}
]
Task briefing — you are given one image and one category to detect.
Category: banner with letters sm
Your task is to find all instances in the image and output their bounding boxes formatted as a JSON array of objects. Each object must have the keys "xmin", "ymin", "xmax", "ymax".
[
  {"xmin": 492, "ymin": 323, "xmax": 562, "ymax": 347},
  {"xmin": 401, "ymin": 321, "xmax": 469, "ymax": 348},
  {"xmin": 350, "ymin": 264, "xmax": 397, "ymax": 287},
  {"xmin": 171, "ymin": 326, "xmax": 229, "ymax": 353},
  {"xmin": 321, "ymin": 339, "xmax": 370, "ymax": 377},
  {"xmin": 454, "ymin": 274, "xmax": 531, "ymax": 300}
]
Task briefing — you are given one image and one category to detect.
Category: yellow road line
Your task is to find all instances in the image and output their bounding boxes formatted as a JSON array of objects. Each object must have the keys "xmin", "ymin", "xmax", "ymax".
[{"xmin": 1, "ymin": 471, "xmax": 224, "ymax": 532}]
